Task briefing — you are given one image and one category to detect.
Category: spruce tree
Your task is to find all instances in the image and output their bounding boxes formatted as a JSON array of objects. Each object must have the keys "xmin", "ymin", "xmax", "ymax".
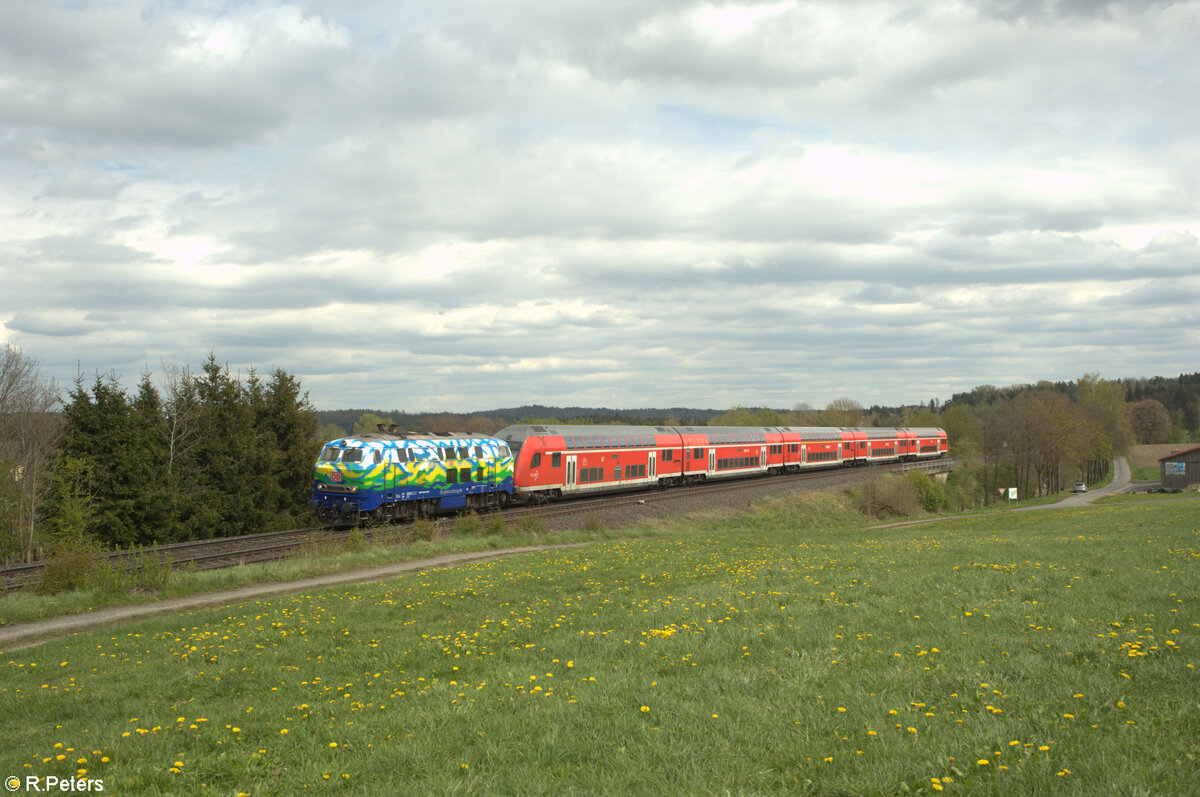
[{"xmin": 130, "ymin": 373, "xmax": 177, "ymax": 542}]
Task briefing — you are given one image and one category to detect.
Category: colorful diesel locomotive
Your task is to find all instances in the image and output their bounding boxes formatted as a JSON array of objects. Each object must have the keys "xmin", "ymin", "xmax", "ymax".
[
  {"xmin": 496, "ymin": 424, "xmax": 947, "ymax": 504},
  {"xmin": 308, "ymin": 427, "xmax": 514, "ymax": 524}
]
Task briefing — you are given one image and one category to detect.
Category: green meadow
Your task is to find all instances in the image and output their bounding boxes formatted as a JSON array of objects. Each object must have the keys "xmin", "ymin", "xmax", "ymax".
[{"xmin": 1, "ymin": 496, "xmax": 1196, "ymax": 795}]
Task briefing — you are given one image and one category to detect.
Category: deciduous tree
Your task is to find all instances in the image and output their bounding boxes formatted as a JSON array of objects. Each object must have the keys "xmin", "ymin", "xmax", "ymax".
[
  {"xmin": 1129, "ymin": 399, "xmax": 1171, "ymax": 444},
  {"xmin": 0, "ymin": 344, "xmax": 60, "ymax": 561}
]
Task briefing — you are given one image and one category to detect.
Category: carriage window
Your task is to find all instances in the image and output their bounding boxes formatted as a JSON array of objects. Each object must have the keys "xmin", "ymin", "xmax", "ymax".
[
  {"xmin": 500, "ymin": 445, "xmax": 511, "ymax": 457},
  {"xmin": 319, "ymin": 447, "xmax": 341, "ymax": 462},
  {"xmin": 552, "ymin": 452, "xmax": 561, "ymax": 467},
  {"xmin": 460, "ymin": 467, "xmax": 471, "ymax": 483},
  {"xmin": 446, "ymin": 469, "xmax": 458, "ymax": 484},
  {"xmin": 475, "ymin": 446, "xmax": 484, "ymax": 457},
  {"xmin": 374, "ymin": 451, "xmax": 383, "ymax": 464}
]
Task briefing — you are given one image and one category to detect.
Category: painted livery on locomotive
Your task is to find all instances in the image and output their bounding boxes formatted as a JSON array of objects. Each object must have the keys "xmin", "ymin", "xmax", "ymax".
[{"xmin": 308, "ymin": 427, "xmax": 514, "ymax": 524}]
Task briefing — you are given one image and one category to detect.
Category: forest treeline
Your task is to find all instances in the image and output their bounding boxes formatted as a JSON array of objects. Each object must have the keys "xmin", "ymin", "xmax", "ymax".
[
  {"xmin": 2, "ymin": 339, "xmax": 1198, "ymax": 564},
  {"xmin": 2, "ymin": 349, "xmax": 318, "ymax": 563}
]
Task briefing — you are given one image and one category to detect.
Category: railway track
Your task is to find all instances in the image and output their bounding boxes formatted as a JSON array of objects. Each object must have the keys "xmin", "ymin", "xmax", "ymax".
[{"xmin": 1, "ymin": 458, "xmax": 954, "ymax": 592}]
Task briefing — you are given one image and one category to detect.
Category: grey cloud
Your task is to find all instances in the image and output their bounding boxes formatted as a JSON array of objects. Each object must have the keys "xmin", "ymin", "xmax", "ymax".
[
  {"xmin": 8, "ymin": 312, "xmax": 100, "ymax": 338},
  {"xmin": 2, "ymin": 0, "xmax": 1197, "ymax": 412},
  {"xmin": 970, "ymin": 0, "xmax": 1179, "ymax": 22}
]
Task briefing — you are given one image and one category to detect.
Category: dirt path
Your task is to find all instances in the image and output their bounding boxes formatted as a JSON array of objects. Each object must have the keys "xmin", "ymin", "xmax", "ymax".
[{"xmin": 0, "ymin": 542, "xmax": 590, "ymax": 651}]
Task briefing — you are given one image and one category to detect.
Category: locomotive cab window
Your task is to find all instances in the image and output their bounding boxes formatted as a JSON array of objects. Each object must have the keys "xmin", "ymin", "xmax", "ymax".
[
  {"xmin": 341, "ymin": 449, "xmax": 363, "ymax": 463},
  {"xmin": 531, "ymin": 453, "xmax": 542, "ymax": 468},
  {"xmin": 319, "ymin": 447, "xmax": 341, "ymax": 462}
]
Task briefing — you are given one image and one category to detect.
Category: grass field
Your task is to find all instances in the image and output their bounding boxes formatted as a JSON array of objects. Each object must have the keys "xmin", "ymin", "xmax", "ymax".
[
  {"xmin": 1129, "ymin": 444, "xmax": 1194, "ymax": 481},
  {"xmin": 1, "ymin": 496, "xmax": 1196, "ymax": 795}
]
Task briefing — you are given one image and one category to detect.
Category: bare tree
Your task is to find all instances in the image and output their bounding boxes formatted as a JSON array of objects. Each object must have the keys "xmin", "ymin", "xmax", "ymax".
[
  {"xmin": 823, "ymin": 397, "xmax": 863, "ymax": 427},
  {"xmin": 0, "ymin": 344, "xmax": 61, "ymax": 562},
  {"xmin": 161, "ymin": 356, "xmax": 200, "ymax": 475}
]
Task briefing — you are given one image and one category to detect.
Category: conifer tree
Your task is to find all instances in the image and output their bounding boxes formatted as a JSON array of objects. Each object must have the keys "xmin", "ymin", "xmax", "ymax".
[
  {"xmin": 58, "ymin": 374, "xmax": 143, "ymax": 547},
  {"xmin": 256, "ymin": 368, "xmax": 319, "ymax": 522},
  {"xmin": 129, "ymin": 373, "xmax": 177, "ymax": 542}
]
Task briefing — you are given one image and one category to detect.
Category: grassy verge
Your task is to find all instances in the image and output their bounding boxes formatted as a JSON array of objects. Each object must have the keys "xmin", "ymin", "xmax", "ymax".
[
  {"xmin": 1098, "ymin": 492, "xmax": 1199, "ymax": 504},
  {"xmin": 1, "ymin": 496, "xmax": 1196, "ymax": 794},
  {"xmin": 0, "ymin": 515, "xmax": 638, "ymax": 627}
]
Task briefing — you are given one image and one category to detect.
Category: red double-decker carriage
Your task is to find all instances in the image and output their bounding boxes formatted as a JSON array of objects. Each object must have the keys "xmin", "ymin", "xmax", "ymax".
[{"xmin": 496, "ymin": 424, "xmax": 946, "ymax": 503}]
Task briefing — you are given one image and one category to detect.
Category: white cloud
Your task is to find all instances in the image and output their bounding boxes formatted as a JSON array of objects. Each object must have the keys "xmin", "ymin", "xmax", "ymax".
[{"xmin": 1, "ymin": 0, "xmax": 1197, "ymax": 411}]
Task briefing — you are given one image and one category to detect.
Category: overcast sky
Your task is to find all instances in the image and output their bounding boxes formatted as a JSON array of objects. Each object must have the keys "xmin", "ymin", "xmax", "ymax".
[{"xmin": 2, "ymin": 1, "xmax": 1197, "ymax": 413}]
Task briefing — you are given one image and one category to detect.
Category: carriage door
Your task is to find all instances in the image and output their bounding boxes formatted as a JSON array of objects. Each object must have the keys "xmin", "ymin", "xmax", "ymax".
[
  {"xmin": 565, "ymin": 455, "xmax": 577, "ymax": 491},
  {"xmin": 649, "ymin": 451, "xmax": 657, "ymax": 481},
  {"xmin": 760, "ymin": 446, "xmax": 766, "ymax": 471},
  {"xmin": 708, "ymin": 448, "xmax": 716, "ymax": 474},
  {"xmin": 801, "ymin": 444, "xmax": 807, "ymax": 465}
]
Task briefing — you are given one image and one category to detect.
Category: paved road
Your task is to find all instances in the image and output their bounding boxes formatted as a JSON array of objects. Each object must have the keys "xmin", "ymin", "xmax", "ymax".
[{"xmin": 1044, "ymin": 456, "xmax": 1132, "ymax": 508}]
